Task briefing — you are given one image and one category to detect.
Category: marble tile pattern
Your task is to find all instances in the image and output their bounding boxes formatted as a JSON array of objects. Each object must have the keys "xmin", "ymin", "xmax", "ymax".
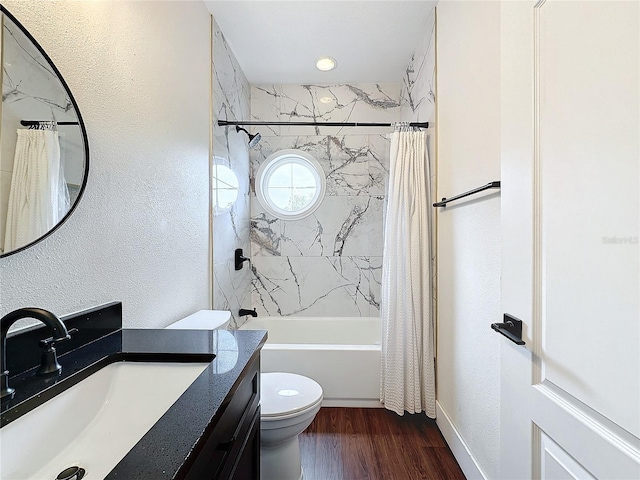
[
  {"xmin": 399, "ymin": 8, "xmax": 436, "ymax": 124},
  {"xmin": 215, "ymin": 16, "xmax": 437, "ymax": 320},
  {"xmin": 250, "ymin": 83, "xmax": 402, "ymax": 317},
  {"xmin": 251, "ymin": 83, "xmax": 403, "ymax": 136},
  {"xmin": 212, "ymin": 21, "xmax": 252, "ymax": 328},
  {"xmin": 1, "ymin": 19, "xmax": 77, "ymax": 124}
]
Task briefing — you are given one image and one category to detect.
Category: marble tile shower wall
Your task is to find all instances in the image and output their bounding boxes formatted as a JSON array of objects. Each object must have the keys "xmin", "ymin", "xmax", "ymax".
[
  {"xmin": 399, "ymin": 8, "xmax": 436, "ymax": 124},
  {"xmin": 212, "ymin": 21, "xmax": 252, "ymax": 328},
  {"xmin": 249, "ymin": 84, "xmax": 403, "ymax": 317}
]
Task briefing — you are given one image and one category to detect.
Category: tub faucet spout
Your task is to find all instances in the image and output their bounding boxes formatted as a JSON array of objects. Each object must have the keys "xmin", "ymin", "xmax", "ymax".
[
  {"xmin": 1, "ymin": 308, "xmax": 70, "ymax": 400},
  {"xmin": 239, "ymin": 308, "xmax": 258, "ymax": 317}
]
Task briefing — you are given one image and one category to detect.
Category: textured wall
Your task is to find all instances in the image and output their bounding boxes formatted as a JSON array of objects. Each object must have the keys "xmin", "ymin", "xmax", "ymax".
[
  {"xmin": 436, "ymin": 2, "xmax": 502, "ymax": 478},
  {"xmin": 0, "ymin": 1, "xmax": 211, "ymax": 328},
  {"xmin": 211, "ymin": 20, "xmax": 252, "ymax": 328},
  {"xmin": 249, "ymin": 83, "xmax": 402, "ymax": 317}
]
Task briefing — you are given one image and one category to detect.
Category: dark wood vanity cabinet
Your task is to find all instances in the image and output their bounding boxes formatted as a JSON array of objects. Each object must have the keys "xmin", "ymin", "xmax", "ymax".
[{"xmin": 181, "ymin": 355, "xmax": 260, "ymax": 480}]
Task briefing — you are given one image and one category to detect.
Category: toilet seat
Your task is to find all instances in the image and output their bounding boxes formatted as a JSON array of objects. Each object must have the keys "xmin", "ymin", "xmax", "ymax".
[{"xmin": 261, "ymin": 372, "xmax": 323, "ymax": 420}]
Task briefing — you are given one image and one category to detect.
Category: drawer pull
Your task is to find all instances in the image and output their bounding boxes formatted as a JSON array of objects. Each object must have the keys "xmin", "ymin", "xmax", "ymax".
[{"xmin": 217, "ymin": 391, "xmax": 256, "ymax": 450}]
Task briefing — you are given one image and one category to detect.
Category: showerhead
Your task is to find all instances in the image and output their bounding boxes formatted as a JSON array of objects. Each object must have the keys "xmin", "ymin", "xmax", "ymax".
[
  {"xmin": 236, "ymin": 126, "xmax": 261, "ymax": 149},
  {"xmin": 248, "ymin": 131, "xmax": 261, "ymax": 148}
]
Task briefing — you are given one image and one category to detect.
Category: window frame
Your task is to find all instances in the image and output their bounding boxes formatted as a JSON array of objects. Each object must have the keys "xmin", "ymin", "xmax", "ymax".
[{"xmin": 255, "ymin": 149, "xmax": 326, "ymax": 220}]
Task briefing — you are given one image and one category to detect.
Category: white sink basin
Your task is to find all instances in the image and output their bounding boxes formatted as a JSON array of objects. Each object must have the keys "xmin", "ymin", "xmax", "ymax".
[{"xmin": 0, "ymin": 361, "xmax": 209, "ymax": 479}]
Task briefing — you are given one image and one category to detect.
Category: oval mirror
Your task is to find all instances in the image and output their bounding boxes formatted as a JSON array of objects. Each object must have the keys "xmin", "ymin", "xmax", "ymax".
[{"xmin": 0, "ymin": 6, "xmax": 88, "ymax": 257}]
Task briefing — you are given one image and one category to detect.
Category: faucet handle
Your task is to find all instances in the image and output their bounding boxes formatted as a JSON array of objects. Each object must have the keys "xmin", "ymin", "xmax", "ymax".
[
  {"xmin": 39, "ymin": 328, "xmax": 77, "ymax": 348},
  {"xmin": 36, "ymin": 328, "xmax": 77, "ymax": 377}
]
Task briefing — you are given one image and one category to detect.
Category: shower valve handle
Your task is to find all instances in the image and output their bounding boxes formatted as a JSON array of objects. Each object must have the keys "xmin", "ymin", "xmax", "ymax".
[{"xmin": 235, "ymin": 248, "xmax": 250, "ymax": 270}]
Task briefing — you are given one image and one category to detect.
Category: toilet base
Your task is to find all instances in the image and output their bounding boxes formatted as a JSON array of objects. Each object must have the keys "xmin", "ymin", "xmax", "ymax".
[{"xmin": 260, "ymin": 436, "xmax": 303, "ymax": 480}]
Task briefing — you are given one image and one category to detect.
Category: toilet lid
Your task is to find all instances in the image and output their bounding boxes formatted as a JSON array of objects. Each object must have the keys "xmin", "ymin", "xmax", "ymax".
[{"xmin": 261, "ymin": 372, "xmax": 323, "ymax": 418}]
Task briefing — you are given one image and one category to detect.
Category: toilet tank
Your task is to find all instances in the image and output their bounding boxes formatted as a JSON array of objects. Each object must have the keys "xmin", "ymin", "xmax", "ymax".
[{"xmin": 165, "ymin": 310, "xmax": 231, "ymax": 330}]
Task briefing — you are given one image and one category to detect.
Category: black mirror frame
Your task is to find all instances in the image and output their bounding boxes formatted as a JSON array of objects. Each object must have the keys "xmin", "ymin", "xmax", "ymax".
[{"xmin": 0, "ymin": 5, "xmax": 89, "ymax": 258}]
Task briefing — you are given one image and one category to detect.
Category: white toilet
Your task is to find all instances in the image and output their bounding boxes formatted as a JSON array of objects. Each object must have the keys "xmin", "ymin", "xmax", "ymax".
[
  {"xmin": 260, "ymin": 372, "xmax": 323, "ymax": 480},
  {"xmin": 165, "ymin": 311, "xmax": 322, "ymax": 480}
]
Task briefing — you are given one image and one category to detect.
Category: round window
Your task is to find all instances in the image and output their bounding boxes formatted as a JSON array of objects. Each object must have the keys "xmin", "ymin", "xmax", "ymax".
[{"xmin": 256, "ymin": 149, "xmax": 326, "ymax": 220}]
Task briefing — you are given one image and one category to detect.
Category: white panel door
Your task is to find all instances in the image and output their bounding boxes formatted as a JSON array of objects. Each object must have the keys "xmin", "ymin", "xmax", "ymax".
[{"xmin": 500, "ymin": 1, "xmax": 640, "ymax": 479}]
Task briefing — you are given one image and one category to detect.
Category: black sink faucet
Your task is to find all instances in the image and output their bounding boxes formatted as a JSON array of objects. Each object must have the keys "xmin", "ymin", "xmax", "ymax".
[
  {"xmin": 1, "ymin": 308, "xmax": 70, "ymax": 400},
  {"xmin": 238, "ymin": 308, "xmax": 258, "ymax": 317}
]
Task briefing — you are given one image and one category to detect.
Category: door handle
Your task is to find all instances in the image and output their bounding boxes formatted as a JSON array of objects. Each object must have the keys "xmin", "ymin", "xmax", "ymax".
[{"xmin": 491, "ymin": 314, "xmax": 526, "ymax": 345}]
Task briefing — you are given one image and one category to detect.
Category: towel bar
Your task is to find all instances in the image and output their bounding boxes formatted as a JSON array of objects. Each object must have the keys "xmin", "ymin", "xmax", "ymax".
[{"xmin": 433, "ymin": 181, "xmax": 501, "ymax": 207}]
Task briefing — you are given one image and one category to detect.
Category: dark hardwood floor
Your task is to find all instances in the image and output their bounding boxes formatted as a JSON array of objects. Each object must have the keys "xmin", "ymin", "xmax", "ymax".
[{"xmin": 299, "ymin": 407, "xmax": 465, "ymax": 480}]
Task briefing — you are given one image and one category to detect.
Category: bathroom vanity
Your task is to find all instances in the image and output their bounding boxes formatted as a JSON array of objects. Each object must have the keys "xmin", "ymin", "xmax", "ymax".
[
  {"xmin": 182, "ymin": 347, "xmax": 261, "ymax": 480},
  {"xmin": 0, "ymin": 303, "xmax": 266, "ymax": 480}
]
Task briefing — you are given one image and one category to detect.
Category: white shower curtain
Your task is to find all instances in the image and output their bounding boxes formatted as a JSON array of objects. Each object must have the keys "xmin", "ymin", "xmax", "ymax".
[
  {"xmin": 4, "ymin": 129, "xmax": 69, "ymax": 252},
  {"xmin": 380, "ymin": 126, "xmax": 435, "ymax": 417}
]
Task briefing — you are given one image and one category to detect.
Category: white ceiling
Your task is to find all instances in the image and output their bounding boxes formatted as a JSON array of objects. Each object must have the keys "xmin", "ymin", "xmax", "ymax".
[{"xmin": 205, "ymin": 1, "xmax": 437, "ymax": 85}]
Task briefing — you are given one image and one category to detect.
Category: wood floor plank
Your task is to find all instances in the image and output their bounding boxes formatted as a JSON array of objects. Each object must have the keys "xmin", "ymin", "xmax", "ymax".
[
  {"xmin": 300, "ymin": 407, "xmax": 465, "ymax": 480},
  {"xmin": 343, "ymin": 409, "xmax": 379, "ymax": 479},
  {"xmin": 307, "ymin": 407, "xmax": 345, "ymax": 480}
]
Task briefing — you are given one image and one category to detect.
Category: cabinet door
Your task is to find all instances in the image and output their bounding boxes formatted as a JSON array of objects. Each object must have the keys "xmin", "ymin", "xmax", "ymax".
[
  {"xmin": 181, "ymin": 355, "xmax": 260, "ymax": 480},
  {"xmin": 230, "ymin": 408, "xmax": 260, "ymax": 480}
]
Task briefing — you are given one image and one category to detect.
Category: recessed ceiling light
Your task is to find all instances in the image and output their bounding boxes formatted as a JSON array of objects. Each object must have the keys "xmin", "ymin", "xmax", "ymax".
[
  {"xmin": 319, "ymin": 96, "xmax": 333, "ymax": 104},
  {"xmin": 316, "ymin": 56, "xmax": 337, "ymax": 72}
]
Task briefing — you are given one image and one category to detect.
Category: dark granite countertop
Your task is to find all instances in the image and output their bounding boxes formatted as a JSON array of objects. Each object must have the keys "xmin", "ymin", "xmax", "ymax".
[{"xmin": 0, "ymin": 328, "xmax": 267, "ymax": 479}]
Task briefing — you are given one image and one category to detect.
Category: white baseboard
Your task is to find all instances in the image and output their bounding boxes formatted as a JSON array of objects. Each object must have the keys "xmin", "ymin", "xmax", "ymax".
[{"xmin": 436, "ymin": 401, "xmax": 488, "ymax": 480}]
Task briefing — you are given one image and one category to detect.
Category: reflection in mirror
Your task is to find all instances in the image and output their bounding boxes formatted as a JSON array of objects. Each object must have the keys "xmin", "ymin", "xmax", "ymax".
[
  {"xmin": 212, "ymin": 158, "xmax": 239, "ymax": 216},
  {"xmin": 0, "ymin": 7, "xmax": 88, "ymax": 257}
]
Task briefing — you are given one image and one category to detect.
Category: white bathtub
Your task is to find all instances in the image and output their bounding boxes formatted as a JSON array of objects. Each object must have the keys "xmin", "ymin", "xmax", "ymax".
[{"xmin": 240, "ymin": 316, "xmax": 382, "ymax": 408}]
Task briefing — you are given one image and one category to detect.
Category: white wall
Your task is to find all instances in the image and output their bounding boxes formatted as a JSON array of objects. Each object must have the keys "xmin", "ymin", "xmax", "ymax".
[
  {"xmin": 0, "ymin": 1, "xmax": 211, "ymax": 328},
  {"xmin": 436, "ymin": 2, "xmax": 502, "ymax": 478}
]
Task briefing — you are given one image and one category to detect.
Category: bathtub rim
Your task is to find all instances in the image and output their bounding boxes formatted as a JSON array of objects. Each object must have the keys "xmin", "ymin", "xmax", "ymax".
[{"xmin": 239, "ymin": 316, "xmax": 381, "ymax": 348}]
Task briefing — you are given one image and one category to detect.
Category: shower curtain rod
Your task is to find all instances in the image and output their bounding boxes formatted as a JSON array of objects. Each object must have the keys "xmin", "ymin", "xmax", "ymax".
[
  {"xmin": 218, "ymin": 120, "xmax": 429, "ymax": 128},
  {"xmin": 20, "ymin": 120, "xmax": 79, "ymax": 126}
]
